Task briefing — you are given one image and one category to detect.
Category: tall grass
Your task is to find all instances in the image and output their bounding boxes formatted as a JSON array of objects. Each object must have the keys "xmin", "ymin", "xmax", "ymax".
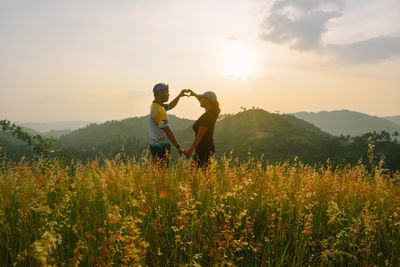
[{"xmin": 0, "ymin": 156, "xmax": 399, "ymax": 266}]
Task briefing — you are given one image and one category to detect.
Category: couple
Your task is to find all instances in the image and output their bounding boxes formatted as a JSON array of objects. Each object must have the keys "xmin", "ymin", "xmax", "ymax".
[{"xmin": 149, "ymin": 82, "xmax": 220, "ymax": 167}]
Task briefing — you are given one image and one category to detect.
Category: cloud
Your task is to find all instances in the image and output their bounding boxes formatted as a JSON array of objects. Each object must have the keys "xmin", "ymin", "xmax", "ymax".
[
  {"xmin": 327, "ymin": 36, "xmax": 400, "ymax": 63},
  {"xmin": 261, "ymin": 10, "xmax": 341, "ymax": 50},
  {"xmin": 226, "ymin": 35, "xmax": 238, "ymax": 40},
  {"xmin": 259, "ymin": 0, "xmax": 400, "ymax": 63},
  {"xmin": 260, "ymin": 0, "xmax": 343, "ymax": 51}
]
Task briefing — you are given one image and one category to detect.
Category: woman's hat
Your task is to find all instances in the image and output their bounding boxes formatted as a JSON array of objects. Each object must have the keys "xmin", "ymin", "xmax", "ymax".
[{"xmin": 199, "ymin": 91, "xmax": 217, "ymax": 103}]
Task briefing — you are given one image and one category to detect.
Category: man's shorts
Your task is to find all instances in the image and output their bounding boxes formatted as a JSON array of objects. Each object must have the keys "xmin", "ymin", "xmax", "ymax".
[{"xmin": 150, "ymin": 143, "xmax": 171, "ymax": 163}]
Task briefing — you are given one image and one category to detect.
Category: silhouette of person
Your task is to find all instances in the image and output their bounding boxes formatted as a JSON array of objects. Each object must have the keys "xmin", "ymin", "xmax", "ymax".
[
  {"xmin": 183, "ymin": 90, "xmax": 220, "ymax": 167},
  {"xmin": 149, "ymin": 83, "xmax": 187, "ymax": 164}
]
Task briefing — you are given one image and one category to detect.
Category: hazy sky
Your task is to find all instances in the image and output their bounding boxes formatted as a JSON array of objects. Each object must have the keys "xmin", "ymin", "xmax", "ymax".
[{"xmin": 1, "ymin": 0, "xmax": 399, "ymax": 122}]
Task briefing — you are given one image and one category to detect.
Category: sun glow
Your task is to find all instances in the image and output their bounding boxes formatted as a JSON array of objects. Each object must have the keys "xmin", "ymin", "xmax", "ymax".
[{"xmin": 221, "ymin": 42, "xmax": 255, "ymax": 80}]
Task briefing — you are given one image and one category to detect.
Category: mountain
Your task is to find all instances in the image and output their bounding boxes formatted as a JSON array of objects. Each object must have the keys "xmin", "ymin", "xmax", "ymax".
[
  {"xmin": 181, "ymin": 108, "xmax": 338, "ymax": 162},
  {"xmin": 292, "ymin": 110, "xmax": 400, "ymax": 136},
  {"xmin": 19, "ymin": 121, "xmax": 94, "ymax": 133},
  {"xmin": 384, "ymin": 116, "xmax": 400, "ymax": 126}
]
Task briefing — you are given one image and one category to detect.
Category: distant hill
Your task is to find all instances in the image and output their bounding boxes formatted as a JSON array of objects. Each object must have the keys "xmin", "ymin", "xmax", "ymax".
[
  {"xmin": 292, "ymin": 110, "xmax": 400, "ymax": 136},
  {"xmin": 57, "ymin": 115, "xmax": 193, "ymax": 151},
  {"xmin": 384, "ymin": 116, "xmax": 400, "ymax": 126},
  {"xmin": 41, "ymin": 129, "xmax": 72, "ymax": 139},
  {"xmin": 0, "ymin": 127, "xmax": 37, "ymax": 159},
  {"xmin": 19, "ymin": 121, "xmax": 93, "ymax": 133}
]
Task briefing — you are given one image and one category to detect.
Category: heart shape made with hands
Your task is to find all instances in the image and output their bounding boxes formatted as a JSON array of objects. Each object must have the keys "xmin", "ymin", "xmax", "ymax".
[{"xmin": 182, "ymin": 89, "xmax": 191, "ymax": 97}]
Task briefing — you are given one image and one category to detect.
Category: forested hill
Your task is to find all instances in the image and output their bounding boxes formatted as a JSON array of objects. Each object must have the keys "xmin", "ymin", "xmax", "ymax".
[
  {"xmin": 57, "ymin": 115, "xmax": 194, "ymax": 150},
  {"xmin": 292, "ymin": 110, "xmax": 400, "ymax": 136},
  {"xmin": 54, "ymin": 108, "xmax": 337, "ymax": 162},
  {"xmin": 2, "ymin": 109, "xmax": 399, "ymax": 170},
  {"xmin": 212, "ymin": 109, "xmax": 336, "ymax": 162}
]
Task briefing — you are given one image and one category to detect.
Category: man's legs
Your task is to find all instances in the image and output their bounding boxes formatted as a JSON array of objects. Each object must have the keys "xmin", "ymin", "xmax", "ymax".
[{"xmin": 150, "ymin": 144, "xmax": 171, "ymax": 166}]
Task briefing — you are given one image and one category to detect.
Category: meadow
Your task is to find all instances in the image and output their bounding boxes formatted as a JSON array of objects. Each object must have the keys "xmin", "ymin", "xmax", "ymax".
[{"xmin": 0, "ymin": 155, "xmax": 399, "ymax": 266}]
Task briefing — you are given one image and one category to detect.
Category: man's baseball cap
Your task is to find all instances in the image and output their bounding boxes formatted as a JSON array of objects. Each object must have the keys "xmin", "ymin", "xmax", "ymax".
[
  {"xmin": 153, "ymin": 83, "xmax": 169, "ymax": 94},
  {"xmin": 198, "ymin": 91, "xmax": 217, "ymax": 103}
]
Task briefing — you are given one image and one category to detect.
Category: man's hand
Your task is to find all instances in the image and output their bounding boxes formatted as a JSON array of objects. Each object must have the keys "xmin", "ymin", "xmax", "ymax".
[{"xmin": 177, "ymin": 147, "xmax": 184, "ymax": 156}]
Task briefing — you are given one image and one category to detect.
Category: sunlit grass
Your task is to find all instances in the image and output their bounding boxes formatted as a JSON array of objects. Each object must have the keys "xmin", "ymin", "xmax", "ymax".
[{"xmin": 0, "ymin": 156, "xmax": 399, "ymax": 266}]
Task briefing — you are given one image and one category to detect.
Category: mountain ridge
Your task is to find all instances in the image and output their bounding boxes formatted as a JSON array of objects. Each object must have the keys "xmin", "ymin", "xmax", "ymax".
[
  {"xmin": 292, "ymin": 109, "xmax": 400, "ymax": 136},
  {"xmin": 384, "ymin": 115, "xmax": 400, "ymax": 126}
]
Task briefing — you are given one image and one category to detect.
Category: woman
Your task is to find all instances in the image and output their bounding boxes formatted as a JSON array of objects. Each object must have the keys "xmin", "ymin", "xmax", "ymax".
[{"xmin": 183, "ymin": 90, "xmax": 220, "ymax": 167}]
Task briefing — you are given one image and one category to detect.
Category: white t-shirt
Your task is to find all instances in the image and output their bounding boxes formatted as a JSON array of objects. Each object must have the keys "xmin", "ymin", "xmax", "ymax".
[{"xmin": 149, "ymin": 102, "xmax": 170, "ymax": 146}]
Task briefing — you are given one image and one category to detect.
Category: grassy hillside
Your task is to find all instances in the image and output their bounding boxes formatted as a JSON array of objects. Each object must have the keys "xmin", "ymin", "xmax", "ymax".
[
  {"xmin": 1, "ymin": 157, "xmax": 399, "ymax": 266},
  {"xmin": 293, "ymin": 110, "xmax": 400, "ymax": 136}
]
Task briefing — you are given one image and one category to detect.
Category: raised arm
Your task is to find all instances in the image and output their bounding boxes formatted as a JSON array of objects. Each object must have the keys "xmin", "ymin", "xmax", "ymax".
[
  {"xmin": 187, "ymin": 89, "xmax": 200, "ymax": 102},
  {"xmin": 168, "ymin": 89, "xmax": 188, "ymax": 110}
]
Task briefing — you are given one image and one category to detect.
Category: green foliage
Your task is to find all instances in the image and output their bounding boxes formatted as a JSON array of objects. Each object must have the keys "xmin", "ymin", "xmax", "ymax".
[
  {"xmin": 336, "ymin": 131, "xmax": 400, "ymax": 171},
  {"xmin": 0, "ymin": 120, "xmax": 54, "ymax": 158}
]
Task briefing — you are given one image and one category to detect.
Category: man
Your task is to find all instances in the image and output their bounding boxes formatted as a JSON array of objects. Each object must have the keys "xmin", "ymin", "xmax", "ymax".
[{"xmin": 149, "ymin": 82, "xmax": 187, "ymax": 163}]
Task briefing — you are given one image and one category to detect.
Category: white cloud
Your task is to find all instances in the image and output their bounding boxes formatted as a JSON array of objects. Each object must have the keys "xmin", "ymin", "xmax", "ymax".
[
  {"xmin": 327, "ymin": 36, "xmax": 400, "ymax": 63},
  {"xmin": 259, "ymin": 0, "xmax": 400, "ymax": 63},
  {"xmin": 260, "ymin": 0, "xmax": 343, "ymax": 50}
]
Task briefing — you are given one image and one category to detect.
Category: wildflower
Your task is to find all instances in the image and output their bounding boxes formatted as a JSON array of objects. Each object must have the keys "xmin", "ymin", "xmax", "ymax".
[
  {"xmin": 159, "ymin": 190, "xmax": 168, "ymax": 198},
  {"xmin": 115, "ymin": 233, "xmax": 122, "ymax": 240},
  {"xmin": 30, "ymin": 231, "xmax": 58, "ymax": 266}
]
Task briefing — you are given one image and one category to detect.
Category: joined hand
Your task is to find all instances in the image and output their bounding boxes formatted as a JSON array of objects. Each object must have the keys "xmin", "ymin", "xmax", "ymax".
[
  {"xmin": 180, "ymin": 89, "xmax": 196, "ymax": 97},
  {"xmin": 182, "ymin": 149, "xmax": 192, "ymax": 158},
  {"xmin": 180, "ymin": 89, "xmax": 191, "ymax": 97}
]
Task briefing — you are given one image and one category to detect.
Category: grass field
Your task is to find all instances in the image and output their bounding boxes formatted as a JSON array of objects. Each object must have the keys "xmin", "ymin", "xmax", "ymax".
[{"xmin": 0, "ymin": 156, "xmax": 399, "ymax": 266}]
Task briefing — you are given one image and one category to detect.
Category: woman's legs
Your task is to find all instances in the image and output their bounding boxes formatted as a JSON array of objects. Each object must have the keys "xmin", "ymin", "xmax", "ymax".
[{"xmin": 193, "ymin": 151, "xmax": 213, "ymax": 167}]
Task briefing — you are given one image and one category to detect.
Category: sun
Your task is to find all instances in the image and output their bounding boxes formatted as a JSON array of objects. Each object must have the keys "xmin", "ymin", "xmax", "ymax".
[{"xmin": 221, "ymin": 42, "xmax": 255, "ymax": 80}]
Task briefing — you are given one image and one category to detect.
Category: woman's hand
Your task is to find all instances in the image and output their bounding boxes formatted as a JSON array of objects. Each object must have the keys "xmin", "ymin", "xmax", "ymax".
[{"xmin": 187, "ymin": 89, "xmax": 197, "ymax": 97}]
